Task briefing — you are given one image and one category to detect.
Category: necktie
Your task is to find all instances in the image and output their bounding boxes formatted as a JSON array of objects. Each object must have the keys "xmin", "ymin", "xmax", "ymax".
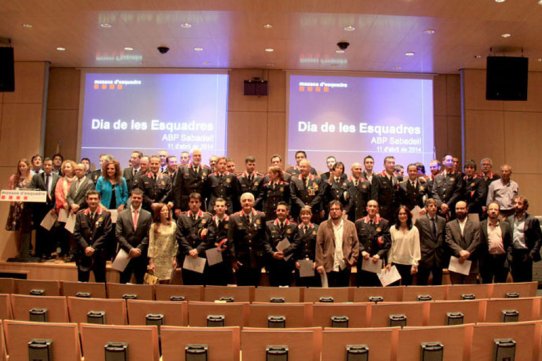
[
  {"xmin": 45, "ymin": 174, "xmax": 51, "ymax": 196},
  {"xmin": 280, "ymin": 222, "xmax": 284, "ymax": 232},
  {"xmin": 304, "ymin": 225, "xmax": 308, "ymax": 234},
  {"xmin": 133, "ymin": 209, "xmax": 139, "ymax": 230},
  {"xmin": 431, "ymin": 218, "xmax": 437, "ymax": 238}
]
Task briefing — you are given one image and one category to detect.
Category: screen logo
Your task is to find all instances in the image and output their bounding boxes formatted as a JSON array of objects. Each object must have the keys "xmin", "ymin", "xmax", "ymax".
[{"xmin": 93, "ymin": 79, "xmax": 142, "ymax": 90}]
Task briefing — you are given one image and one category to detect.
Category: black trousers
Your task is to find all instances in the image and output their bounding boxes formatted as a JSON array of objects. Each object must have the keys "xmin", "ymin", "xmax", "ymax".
[
  {"xmin": 120, "ymin": 256, "xmax": 147, "ymax": 284},
  {"xmin": 327, "ymin": 268, "xmax": 351, "ymax": 287},
  {"xmin": 417, "ymin": 264, "xmax": 443, "ymax": 285},
  {"xmin": 480, "ymin": 253, "xmax": 509, "ymax": 284},
  {"xmin": 236, "ymin": 265, "xmax": 262, "ymax": 286},
  {"xmin": 356, "ymin": 269, "xmax": 381, "ymax": 287},
  {"xmin": 511, "ymin": 249, "xmax": 533, "ymax": 282},
  {"xmin": 206, "ymin": 260, "xmax": 233, "ymax": 286},
  {"xmin": 266, "ymin": 259, "xmax": 294, "ymax": 287},
  {"xmin": 77, "ymin": 252, "xmax": 107, "ymax": 282}
]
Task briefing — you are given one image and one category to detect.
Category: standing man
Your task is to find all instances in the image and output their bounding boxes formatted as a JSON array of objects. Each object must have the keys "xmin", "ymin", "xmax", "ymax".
[
  {"xmin": 346, "ymin": 162, "xmax": 371, "ymax": 222},
  {"xmin": 398, "ymin": 163, "xmax": 429, "ymax": 211},
  {"xmin": 257, "ymin": 166, "xmax": 290, "ymax": 221},
  {"xmin": 73, "ymin": 190, "xmax": 112, "ymax": 282},
  {"xmin": 173, "ymin": 149, "xmax": 211, "ymax": 214},
  {"xmin": 164, "ymin": 155, "xmax": 178, "ymax": 182},
  {"xmin": 158, "ymin": 150, "xmax": 169, "ymax": 173},
  {"xmin": 508, "ymin": 196, "xmax": 542, "ymax": 282},
  {"xmin": 362, "ymin": 155, "xmax": 375, "ymax": 184},
  {"xmin": 487, "ymin": 164, "xmax": 519, "ymax": 218},
  {"xmin": 179, "ymin": 151, "xmax": 190, "ymax": 166},
  {"xmin": 206, "ymin": 156, "xmax": 241, "ymax": 214},
  {"xmin": 285, "ymin": 150, "xmax": 317, "ymax": 177},
  {"xmin": 89, "ymin": 154, "xmax": 111, "ymax": 183},
  {"xmin": 206, "ymin": 198, "xmax": 233, "ymax": 285},
  {"xmin": 316, "ymin": 200, "xmax": 359, "ymax": 287},
  {"xmin": 320, "ymin": 155, "xmax": 337, "ymax": 183},
  {"xmin": 290, "ymin": 159, "xmax": 322, "ymax": 221},
  {"xmin": 432, "ymin": 154, "xmax": 464, "ymax": 219},
  {"xmin": 355, "ymin": 200, "xmax": 390, "ymax": 286},
  {"xmin": 133, "ymin": 155, "xmax": 173, "ymax": 211},
  {"xmin": 463, "ymin": 160, "xmax": 485, "ymax": 218},
  {"xmin": 445, "ymin": 201, "xmax": 481, "ymax": 284},
  {"xmin": 122, "ymin": 151, "xmax": 142, "ymax": 190},
  {"xmin": 415, "ymin": 198, "xmax": 447, "ymax": 285},
  {"xmin": 176, "ymin": 192, "xmax": 212, "ymax": 285},
  {"xmin": 371, "ymin": 156, "xmax": 400, "ymax": 222},
  {"xmin": 116, "ymin": 189, "xmax": 152, "ymax": 284},
  {"xmin": 264, "ymin": 202, "xmax": 298, "ymax": 286},
  {"xmin": 238, "ymin": 156, "xmax": 263, "ymax": 198},
  {"xmin": 479, "ymin": 202, "xmax": 512, "ymax": 283},
  {"xmin": 30, "ymin": 157, "xmax": 60, "ymax": 259},
  {"xmin": 426, "ymin": 159, "xmax": 441, "ymax": 195},
  {"xmin": 228, "ymin": 193, "xmax": 267, "ymax": 286},
  {"xmin": 67, "ymin": 163, "xmax": 95, "ymax": 214}
]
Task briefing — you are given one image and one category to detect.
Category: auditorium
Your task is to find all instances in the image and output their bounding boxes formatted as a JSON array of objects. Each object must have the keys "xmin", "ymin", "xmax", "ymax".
[{"xmin": 1, "ymin": 1, "xmax": 542, "ymax": 360}]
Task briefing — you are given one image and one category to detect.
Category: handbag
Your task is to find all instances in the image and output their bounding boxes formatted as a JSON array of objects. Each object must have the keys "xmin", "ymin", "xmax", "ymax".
[{"xmin": 144, "ymin": 272, "xmax": 159, "ymax": 285}]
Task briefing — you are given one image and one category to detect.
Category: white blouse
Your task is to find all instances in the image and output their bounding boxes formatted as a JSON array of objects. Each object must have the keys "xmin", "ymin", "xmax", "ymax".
[{"xmin": 388, "ymin": 225, "xmax": 421, "ymax": 266}]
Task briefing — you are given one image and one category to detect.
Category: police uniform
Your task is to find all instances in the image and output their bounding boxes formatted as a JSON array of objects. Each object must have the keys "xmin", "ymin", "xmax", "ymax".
[
  {"xmin": 320, "ymin": 174, "xmax": 351, "ymax": 218},
  {"xmin": 206, "ymin": 172, "xmax": 242, "ymax": 214},
  {"xmin": 345, "ymin": 176, "xmax": 372, "ymax": 222},
  {"xmin": 371, "ymin": 171, "xmax": 400, "ymax": 222},
  {"xmin": 463, "ymin": 175, "xmax": 485, "ymax": 217},
  {"xmin": 238, "ymin": 171, "xmax": 264, "ymax": 197},
  {"xmin": 289, "ymin": 174, "xmax": 323, "ymax": 221},
  {"xmin": 398, "ymin": 177, "xmax": 429, "ymax": 211},
  {"xmin": 205, "ymin": 214, "xmax": 233, "ymax": 285},
  {"xmin": 132, "ymin": 172, "xmax": 172, "ymax": 211},
  {"xmin": 175, "ymin": 210, "xmax": 212, "ymax": 285},
  {"xmin": 257, "ymin": 179, "xmax": 291, "ymax": 221},
  {"xmin": 228, "ymin": 209, "xmax": 267, "ymax": 286},
  {"xmin": 285, "ymin": 165, "xmax": 317, "ymax": 177},
  {"xmin": 293, "ymin": 223, "xmax": 320, "ymax": 287},
  {"xmin": 264, "ymin": 219, "xmax": 298, "ymax": 286},
  {"xmin": 355, "ymin": 215, "xmax": 391, "ymax": 286},
  {"xmin": 173, "ymin": 164, "xmax": 211, "ymax": 212},
  {"xmin": 431, "ymin": 171, "xmax": 464, "ymax": 218}
]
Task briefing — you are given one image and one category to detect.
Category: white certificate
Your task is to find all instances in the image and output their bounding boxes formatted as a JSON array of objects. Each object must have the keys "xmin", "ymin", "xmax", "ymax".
[
  {"xmin": 378, "ymin": 265, "xmax": 402, "ymax": 287},
  {"xmin": 448, "ymin": 256, "xmax": 472, "ymax": 276},
  {"xmin": 109, "ymin": 209, "xmax": 118, "ymax": 223},
  {"xmin": 320, "ymin": 271, "xmax": 329, "ymax": 288},
  {"xmin": 361, "ymin": 258, "xmax": 383, "ymax": 274},
  {"xmin": 112, "ymin": 249, "xmax": 130, "ymax": 272},
  {"xmin": 205, "ymin": 248, "xmax": 223, "ymax": 266},
  {"xmin": 58, "ymin": 208, "xmax": 68, "ymax": 223},
  {"xmin": 276, "ymin": 238, "xmax": 290, "ymax": 252},
  {"xmin": 411, "ymin": 206, "xmax": 422, "ymax": 223},
  {"xmin": 64, "ymin": 214, "xmax": 77, "ymax": 234},
  {"xmin": 40, "ymin": 211, "xmax": 57, "ymax": 231},
  {"xmin": 299, "ymin": 259, "xmax": 315, "ymax": 278},
  {"xmin": 183, "ymin": 256, "xmax": 206, "ymax": 274}
]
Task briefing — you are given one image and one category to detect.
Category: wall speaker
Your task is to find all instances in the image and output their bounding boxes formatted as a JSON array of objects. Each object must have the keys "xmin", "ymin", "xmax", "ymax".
[
  {"xmin": 486, "ymin": 56, "xmax": 528, "ymax": 101},
  {"xmin": 244, "ymin": 79, "xmax": 268, "ymax": 96},
  {"xmin": 0, "ymin": 47, "xmax": 15, "ymax": 92}
]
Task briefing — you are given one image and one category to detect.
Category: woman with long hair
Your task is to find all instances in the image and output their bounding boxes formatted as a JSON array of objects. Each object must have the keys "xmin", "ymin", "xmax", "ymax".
[
  {"xmin": 147, "ymin": 203, "xmax": 178, "ymax": 283},
  {"xmin": 6, "ymin": 159, "xmax": 33, "ymax": 259},
  {"xmin": 95, "ymin": 159, "xmax": 128, "ymax": 212},
  {"xmin": 387, "ymin": 205, "xmax": 421, "ymax": 285},
  {"xmin": 54, "ymin": 159, "xmax": 78, "ymax": 258}
]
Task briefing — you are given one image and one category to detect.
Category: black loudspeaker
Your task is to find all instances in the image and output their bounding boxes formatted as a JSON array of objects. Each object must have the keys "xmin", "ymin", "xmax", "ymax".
[
  {"xmin": 244, "ymin": 79, "xmax": 268, "ymax": 96},
  {"xmin": 486, "ymin": 56, "xmax": 528, "ymax": 101},
  {"xmin": 0, "ymin": 47, "xmax": 15, "ymax": 92}
]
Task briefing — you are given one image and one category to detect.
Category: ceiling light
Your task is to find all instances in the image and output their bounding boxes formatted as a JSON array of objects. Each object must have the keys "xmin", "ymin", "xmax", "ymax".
[
  {"xmin": 263, "ymin": 24, "xmax": 273, "ymax": 29},
  {"xmin": 336, "ymin": 49, "xmax": 345, "ymax": 54},
  {"xmin": 539, "ymin": 0, "xmax": 542, "ymax": 5},
  {"xmin": 56, "ymin": 47, "xmax": 66, "ymax": 52},
  {"xmin": 501, "ymin": 33, "xmax": 511, "ymax": 38},
  {"xmin": 405, "ymin": 51, "xmax": 415, "ymax": 56},
  {"xmin": 124, "ymin": 47, "xmax": 134, "ymax": 51},
  {"xmin": 495, "ymin": 0, "xmax": 506, "ymax": 3},
  {"xmin": 22, "ymin": 23, "xmax": 33, "ymax": 29},
  {"xmin": 100, "ymin": 23, "xmax": 112, "ymax": 28},
  {"xmin": 180, "ymin": 22, "xmax": 192, "ymax": 29},
  {"xmin": 194, "ymin": 47, "xmax": 204, "ymax": 52},
  {"xmin": 538, "ymin": 58, "xmax": 542, "ymax": 62},
  {"xmin": 265, "ymin": 48, "xmax": 274, "ymax": 52},
  {"xmin": 424, "ymin": 29, "xmax": 436, "ymax": 34},
  {"xmin": 344, "ymin": 25, "xmax": 356, "ymax": 32},
  {"xmin": 474, "ymin": 55, "xmax": 482, "ymax": 59}
]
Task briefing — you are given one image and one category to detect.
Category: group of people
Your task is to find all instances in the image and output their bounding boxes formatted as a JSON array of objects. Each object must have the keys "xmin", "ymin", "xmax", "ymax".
[{"xmin": 4, "ymin": 149, "xmax": 539, "ymax": 287}]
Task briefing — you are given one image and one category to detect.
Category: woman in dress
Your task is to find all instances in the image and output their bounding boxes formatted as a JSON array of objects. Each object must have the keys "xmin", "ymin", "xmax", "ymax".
[
  {"xmin": 147, "ymin": 203, "xmax": 178, "ymax": 283},
  {"xmin": 54, "ymin": 159, "xmax": 78, "ymax": 258},
  {"xmin": 95, "ymin": 159, "xmax": 128, "ymax": 212},
  {"xmin": 6, "ymin": 159, "xmax": 33, "ymax": 259},
  {"xmin": 387, "ymin": 205, "xmax": 421, "ymax": 285}
]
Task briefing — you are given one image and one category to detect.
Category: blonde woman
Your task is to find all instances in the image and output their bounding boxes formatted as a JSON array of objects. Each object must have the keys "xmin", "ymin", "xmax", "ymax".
[
  {"xmin": 6, "ymin": 159, "xmax": 33, "ymax": 259},
  {"xmin": 148, "ymin": 203, "xmax": 178, "ymax": 283}
]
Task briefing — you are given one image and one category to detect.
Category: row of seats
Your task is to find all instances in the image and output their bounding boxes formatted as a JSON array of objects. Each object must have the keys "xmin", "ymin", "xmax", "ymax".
[
  {"xmin": 1, "ymin": 320, "xmax": 541, "ymax": 361},
  {"xmin": 1, "ymin": 294, "xmax": 542, "ymax": 327},
  {"xmin": 0, "ymin": 278, "xmax": 537, "ymax": 302}
]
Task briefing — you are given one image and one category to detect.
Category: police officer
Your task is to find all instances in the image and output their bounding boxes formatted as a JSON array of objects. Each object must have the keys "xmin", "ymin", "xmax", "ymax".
[
  {"xmin": 290, "ymin": 159, "xmax": 322, "ymax": 221},
  {"xmin": 205, "ymin": 156, "xmax": 241, "ymax": 214},
  {"xmin": 346, "ymin": 162, "xmax": 372, "ymax": 222},
  {"xmin": 238, "ymin": 155, "xmax": 264, "ymax": 197},
  {"xmin": 173, "ymin": 149, "xmax": 211, "ymax": 215},
  {"xmin": 132, "ymin": 155, "xmax": 172, "ymax": 211},
  {"xmin": 257, "ymin": 166, "xmax": 291, "ymax": 221}
]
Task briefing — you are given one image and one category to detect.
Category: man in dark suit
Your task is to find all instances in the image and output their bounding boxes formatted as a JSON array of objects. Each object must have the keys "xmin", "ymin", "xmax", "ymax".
[
  {"xmin": 371, "ymin": 156, "xmax": 400, "ymax": 222},
  {"xmin": 415, "ymin": 198, "xmax": 447, "ymax": 285},
  {"xmin": 115, "ymin": 188, "xmax": 152, "ymax": 284},
  {"xmin": 463, "ymin": 160, "xmax": 485, "ymax": 218},
  {"xmin": 205, "ymin": 198, "xmax": 233, "ymax": 285},
  {"xmin": 316, "ymin": 200, "xmax": 359, "ymax": 287},
  {"xmin": 238, "ymin": 156, "xmax": 264, "ymax": 198},
  {"xmin": 30, "ymin": 157, "xmax": 60, "ymax": 259},
  {"xmin": 355, "ymin": 200, "xmax": 390, "ymax": 286},
  {"xmin": 228, "ymin": 192, "xmax": 267, "ymax": 286},
  {"xmin": 73, "ymin": 190, "xmax": 112, "ymax": 282},
  {"xmin": 122, "ymin": 151, "xmax": 143, "ymax": 190},
  {"xmin": 67, "ymin": 163, "xmax": 95, "ymax": 214},
  {"xmin": 173, "ymin": 149, "xmax": 211, "ymax": 215},
  {"xmin": 264, "ymin": 202, "xmax": 298, "ymax": 286},
  {"xmin": 479, "ymin": 202, "xmax": 512, "ymax": 283},
  {"xmin": 132, "ymin": 155, "xmax": 173, "ymax": 211},
  {"xmin": 432, "ymin": 154, "xmax": 464, "ymax": 219},
  {"xmin": 398, "ymin": 163, "xmax": 430, "ymax": 211},
  {"xmin": 205, "ymin": 156, "xmax": 241, "ymax": 214},
  {"xmin": 508, "ymin": 196, "xmax": 542, "ymax": 282},
  {"xmin": 290, "ymin": 159, "xmax": 323, "ymax": 221},
  {"xmin": 445, "ymin": 201, "xmax": 481, "ymax": 284},
  {"xmin": 176, "ymin": 192, "xmax": 212, "ymax": 285},
  {"xmin": 345, "ymin": 162, "xmax": 371, "ymax": 222},
  {"xmin": 479, "ymin": 157, "xmax": 500, "ymax": 219}
]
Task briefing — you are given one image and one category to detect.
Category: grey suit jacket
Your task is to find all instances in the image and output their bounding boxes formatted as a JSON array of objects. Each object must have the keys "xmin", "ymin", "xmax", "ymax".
[
  {"xmin": 67, "ymin": 177, "xmax": 95, "ymax": 208},
  {"xmin": 415, "ymin": 214, "xmax": 447, "ymax": 269},
  {"xmin": 115, "ymin": 207, "xmax": 152, "ymax": 254},
  {"xmin": 445, "ymin": 218, "xmax": 481, "ymax": 273}
]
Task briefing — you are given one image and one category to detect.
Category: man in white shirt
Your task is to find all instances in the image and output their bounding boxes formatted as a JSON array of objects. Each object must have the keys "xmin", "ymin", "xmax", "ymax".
[{"xmin": 479, "ymin": 202, "xmax": 512, "ymax": 283}]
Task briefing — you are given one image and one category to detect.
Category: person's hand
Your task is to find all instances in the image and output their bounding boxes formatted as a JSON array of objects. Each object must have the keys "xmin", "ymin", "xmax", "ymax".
[
  {"xmin": 148, "ymin": 261, "xmax": 155, "ymax": 271},
  {"xmin": 411, "ymin": 265, "xmax": 418, "ymax": 274},
  {"xmin": 117, "ymin": 204, "xmax": 125, "ymax": 212},
  {"xmin": 295, "ymin": 261, "xmax": 300, "ymax": 269},
  {"xmin": 174, "ymin": 209, "xmax": 182, "ymax": 217},
  {"xmin": 167, "ymin": 202, "xmax": 174, "ymax": 209},
  {"xmin": 189, "ymin": 249, "xmax": 198, "ymax": 258},
  {"xmin": 200, "ymin": 228, "xmax": 208, "ymax": 239},
  {"xmin": 419, "ymin": 208, "xmax": 427, "ymax": 216},
  {"xmin": 172, "ymin": 259, "xmax": 177, "ymax": 269},
  {"xmin": 361, "ymin": 251, "xmax": 370, "ymax": 260},
  {"xmin": 372, "ymin": 254, "xmax": 380, "ymax": 263},
  {"xmin": 232, "ymin": 260, "xmax": 242, "ymax": 271},
  {"xmin": 129, "ymin": 248, "xmax": 142, "ymax": 258},
  {"xmin": 84, "ymin": 246, "xmax": 95, "ymax": 256},
  {"xmin": 459, "ymin": 249, "xmax": 470, "ymax": 260},
  {"xmin": 316, "ymin": 265, "xmax": 325, "ymax": 274},
  {"xmin": 273, "ymin": 251, "xmax": 284, "ymax": 260},
  {"xmin": 70, "ymin": 204, "xmax": 80, "ymax": 213}
]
